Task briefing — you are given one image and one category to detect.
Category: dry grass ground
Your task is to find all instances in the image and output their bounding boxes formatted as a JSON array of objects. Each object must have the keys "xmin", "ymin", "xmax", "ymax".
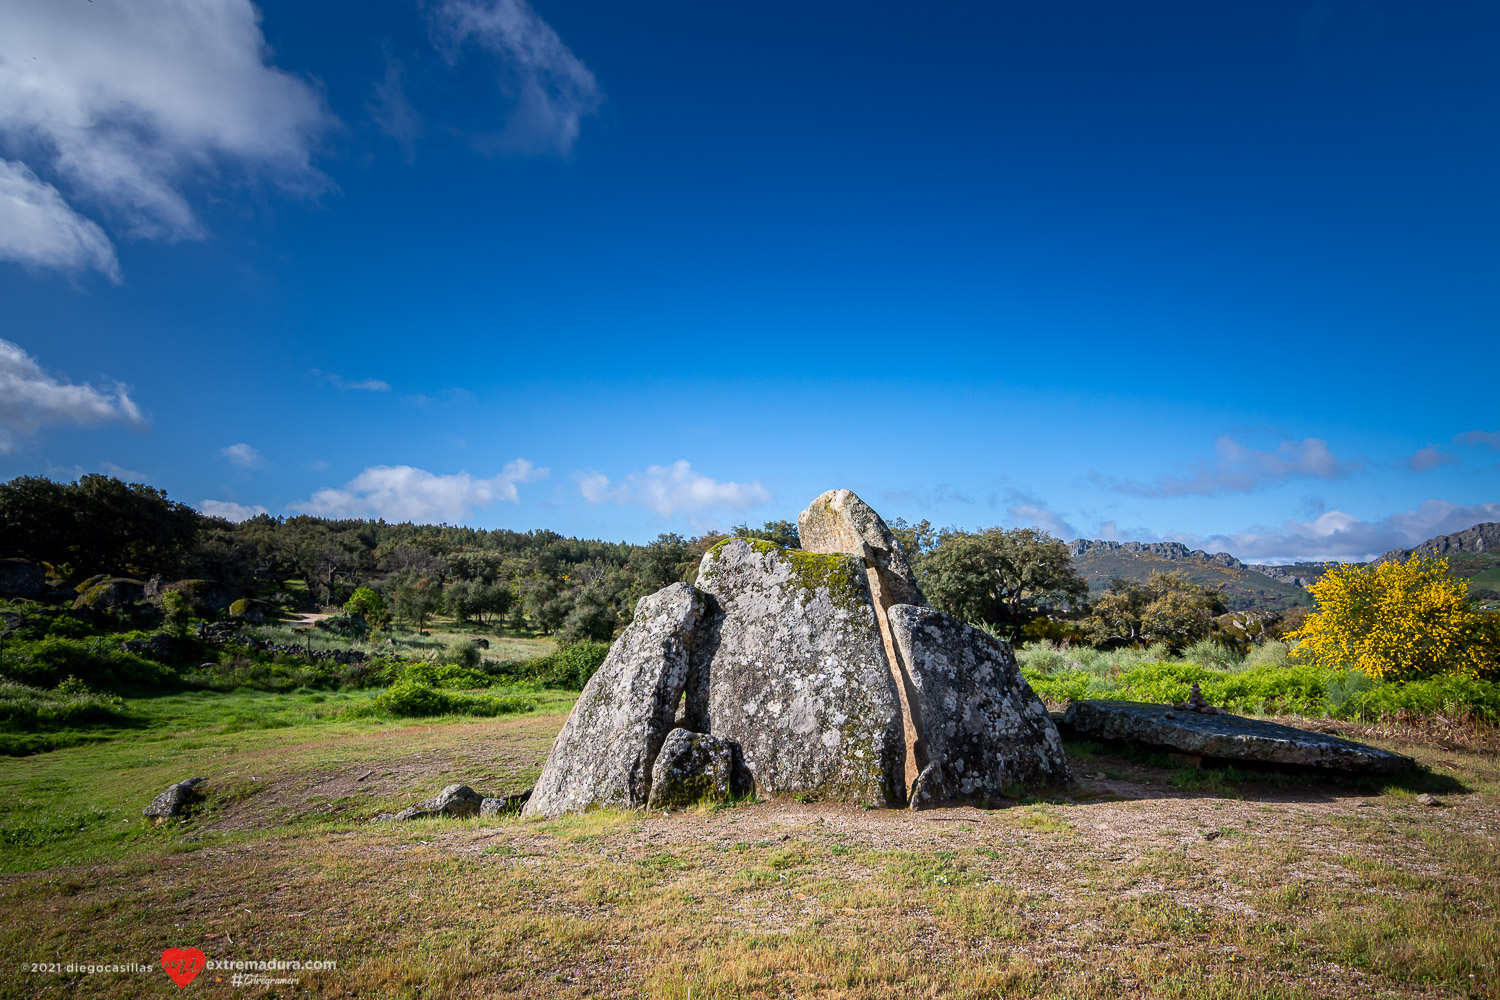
[{"xmin": 0, "ymin": 706, "xmax": 1495, "ymax": 999}]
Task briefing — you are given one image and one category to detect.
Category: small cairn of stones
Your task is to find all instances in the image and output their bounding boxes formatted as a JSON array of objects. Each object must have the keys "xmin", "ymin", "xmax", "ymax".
[{"xmin": 1167, "ymin": 681, "xmax": 1225, "ymax": 717}]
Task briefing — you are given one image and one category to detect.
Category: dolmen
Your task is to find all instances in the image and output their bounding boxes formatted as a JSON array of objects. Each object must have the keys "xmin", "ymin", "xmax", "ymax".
[{"xmin": 524, "ymin": 489, "xmax": 1071, "ymax": 818}]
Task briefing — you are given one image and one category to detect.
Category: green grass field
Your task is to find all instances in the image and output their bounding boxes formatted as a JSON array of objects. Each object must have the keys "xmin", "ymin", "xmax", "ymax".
[{"xmin": 1, "ymin": 689, "xmax": 1497, "ymax": 999}]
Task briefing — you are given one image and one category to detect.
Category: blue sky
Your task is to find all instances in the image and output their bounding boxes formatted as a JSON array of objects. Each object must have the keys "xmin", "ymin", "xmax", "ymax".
[{"xmin": 1, "ymin": 0, "xmax": 1496, "ymax": 562}]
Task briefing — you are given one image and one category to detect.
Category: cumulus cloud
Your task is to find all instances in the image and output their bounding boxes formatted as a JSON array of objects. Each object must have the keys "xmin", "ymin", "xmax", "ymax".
[
  {"xmin": 575, "ymin": 461, "xmax": 770, "ymax": 518},
  {"xmin": 293, "ymin": 460, "xmax": 547, "ymax": 523},
  {"xmin": 0, "ymin": 0, "xmax": 331, "ymax": 277},
  {"xmin": 1408, "ymin": 445, "xmax": 1457, "ymax": 472},
  {"xmin": 221, "ymin": 442, "xmax": 267, "ymax": 469},
  {"xmin": 1194, "ymin": 499, "xmax": 1500, "ymax": 563},
  {"xmin": 0, "ymin": 160, "xmax": 120, "ymax": 281},
  {"xmin": 0, "ymin": 337, "xmax": 145, "ymax": 452},
  {"xmin": 1096, "ymin": 435, "xmax": 1358, "ymax": 497},
  {"xmin": 431, "ymin": 0, "xmax": 603, "ymax": 156},
  {"xmin": 200, "ymin": 499, "xmax": 269, "ymax": 523},
  {"xmin": 992, "ymin": 487, "xmax": 1076, "ymax": 538},
  {"xmin": 1456, "ymin": 430, "xmax": 1500, "ymax": 450}
]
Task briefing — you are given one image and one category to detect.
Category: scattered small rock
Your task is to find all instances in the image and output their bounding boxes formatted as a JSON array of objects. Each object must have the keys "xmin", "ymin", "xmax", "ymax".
[
  {"xmin": 1416, "ymin": 793, "xmax": 1440, "ymax": 807},
  {"xmin": 356, "ymin": 770, "xmax": 375, "ymax": 782},
  {"xmin": 480, "ymin": 790, "xmax": 532, "ymax": 817},
  {"xmin": 1201, "ymin": 829, "xmax": 1221, "ymax": 841},
  {"xmin": 143, "ymin": 777, "xmax": 206, "ymax": 823},
  {"xmin": 373, "ymin": 783, "xmax": 483, "ymax": 822},
  {"xmin": 1091, "ymin": 772, "xmax": 1107, "ymax": 781}
]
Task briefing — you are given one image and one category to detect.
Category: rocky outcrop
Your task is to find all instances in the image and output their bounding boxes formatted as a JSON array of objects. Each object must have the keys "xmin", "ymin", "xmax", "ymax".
[
  {"xmin": 1376, "ymin": 522, "xmax": 1500, "ymax": 564},
  {"xmin": 523, "ymin": 583, "xmax": 707, "ymax": 819},
  {"xmin": 143, "ymin": 777, "xmax": 206, "ymax": 823},
  {"xmin": 888, "ymin": 605, "xmax": 1070, "ymax": 806},
  {"xmin": 693, "ymin": 538, "xmax": 904, "ymax": 806},
  {"xmin": 646, "ymin": 728, "xmax": 753, "ymax": 809},
  {"xmin": 0, "ymin": 559, "xmax": 44, "ymax": 600},
  {"xmin": 1061, "ymin": 700, "xmax": 1414, "ymax": 774}
]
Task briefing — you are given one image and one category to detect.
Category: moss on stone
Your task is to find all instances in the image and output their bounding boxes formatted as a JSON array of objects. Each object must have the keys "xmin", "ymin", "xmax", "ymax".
[{"xmin": 706, "ymin": 538, "xmax": 868, "ymax": 611}]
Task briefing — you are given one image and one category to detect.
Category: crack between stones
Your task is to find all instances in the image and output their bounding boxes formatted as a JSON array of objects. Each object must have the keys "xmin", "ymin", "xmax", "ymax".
[{"xmin": 861, "ymin": 553, "xmax": 923, "ymax": 806}]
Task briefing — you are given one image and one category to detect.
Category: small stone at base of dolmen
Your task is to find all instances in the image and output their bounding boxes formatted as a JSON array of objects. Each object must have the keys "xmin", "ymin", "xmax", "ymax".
[
  {"xmin": 480, "ymin": 789, "xmax": 532, "ymax": 816},
  {"xmin": 1062, "ymin": 700, "xmax": 1414, "ymax": 774},
  {"xmin": 647, "ymin": 728, "xmax": 753, "ymax": 810},
  {"xmin": 143, "ymin": 777, "xmax": 206, "ymax": 823}
]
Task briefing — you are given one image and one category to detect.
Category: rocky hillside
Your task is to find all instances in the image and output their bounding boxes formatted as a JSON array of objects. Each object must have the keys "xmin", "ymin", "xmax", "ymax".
[
  {"xmin": 1065, "ymin": 539, "xmax": 1315, "ymax": 612},
  {"xmin": 1373, "ymin": 523, "xmax": 1500, "ymax": 564}
]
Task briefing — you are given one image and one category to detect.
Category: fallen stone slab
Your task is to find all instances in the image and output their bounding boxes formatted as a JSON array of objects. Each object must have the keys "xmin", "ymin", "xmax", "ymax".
[
  {"xmin": 143, "ymin": 777, "xmax": 206, "ymax": 823},
  {"xmin": 1061, "ymin": 700, "xmax": 1415, "ymax": 775},
  {"xmin": 647, "ymin": 728, "xmax": 753, "ymax": 810}
]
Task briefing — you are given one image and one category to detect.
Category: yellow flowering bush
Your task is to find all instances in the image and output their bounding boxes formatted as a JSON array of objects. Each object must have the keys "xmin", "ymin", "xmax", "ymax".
[{"xmin": 1289, "ymin": 556, "xmax": 1499, "ymax": 680}]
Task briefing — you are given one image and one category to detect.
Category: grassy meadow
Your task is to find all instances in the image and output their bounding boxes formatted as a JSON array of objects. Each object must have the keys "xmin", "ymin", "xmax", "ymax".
[{"xmin": 1, "ymin": 679, "xmax": 1497, "ymax": 999}]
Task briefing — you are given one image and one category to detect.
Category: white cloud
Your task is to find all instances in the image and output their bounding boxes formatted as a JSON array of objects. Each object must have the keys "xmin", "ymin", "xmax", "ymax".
[
  {"xmin": 1096, "ymin": 435, "xmax": 1358, "ymax": 497},
  {"xmin": 1195, "ymin": 499, "xmax": 1500, "ymax": 563},
  {"xmin": 293, "ymin": 460, "xmax": 547, "ymax": 523},
  {"xmin": 370, "ymin": 55, "xmax": 424, "ymax": 158},
  {"xmin": 1456, "ymin": 430, "xmax": 1500, "ymax": 450},
  {"xmin": 312, "ymin": 370, "xmax": 391, "ymax": 392},
  {"xmin": 221, "ymin": 442, "xmax": 267, "ymax": 469},
  {"xmin": 200, "ymin": 499, "xmax": 269, "ymax": 523},
  {"xmin": 0, "ymin": 0, "xmax": 331, "ymax": 277},
  {"xmin": 0, "ymin": 337, "xmax": 145, "ymax": 452},
  {"xmin": 0, "ymin": 160, "xmax": 120, "ymax": 281},
  {"xmin": 576, "ymin": 461, "xmax": 770, "ymax": 518},
  {"xmin": 1408, "ymin": 445, "xmax": 1457, "ymax": 472},
  {"xmin": 431, "ymin": 0, "xmax": 603, "ymax": 156}
]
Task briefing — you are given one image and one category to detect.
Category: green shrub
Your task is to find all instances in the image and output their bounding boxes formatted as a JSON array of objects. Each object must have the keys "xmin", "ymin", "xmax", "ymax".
[
  {"xmin": 447, "ymin": 638, "xmax": 482, "ymax": 671},
  {"xmin": 0, "ymin": 635, "xmax": 173, "ymax": 691},
  {"xmin": 365, "ymin": 680, "xmax": 536, "ymax": 718},
  {"xmin": 398, "ymin": 659, "xmax": 492, "ymax": 689},
  {"xmin": 1181, "ymin": 639, "xmax": 1244, "ymax": 671},
  {"xmin": 491, "ymin": 640, "xmax": 610, "ymax": 690},
  {"xmin": 0, "ymin": 680, "xmax": 130, "ymax": 732}
]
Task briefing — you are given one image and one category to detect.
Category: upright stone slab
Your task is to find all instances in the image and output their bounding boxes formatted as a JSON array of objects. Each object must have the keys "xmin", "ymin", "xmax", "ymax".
[
  {"xmin": 798, "ymin": 489, "xmax": 925, "ymax": 607},
  {"xmin": 798, "ymin": 488, "xmax": 928, "ymax": 799},
  {"xmin": 692, "ymin": 538, "xmax": 904, "ymax": 806},
  {"xmin": 524, "ymin": 583, "xmax": 706, "ymax": 818},
  {"xmin": 888, "ymin": 605, "xmax": 1071, "ymax": 806}
]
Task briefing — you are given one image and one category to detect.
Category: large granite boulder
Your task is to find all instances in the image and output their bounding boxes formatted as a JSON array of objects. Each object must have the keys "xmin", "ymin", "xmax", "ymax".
[
  {"xmin": 524, "ymin": 583, "xmax": 707, "ymax": 818},
  {"xmin": 888, "ymin": 605, "xmax": 1071, "ymax": 806},
  {"xmin": 646, "ymin": 728, "xmax": 753, "ymax": 809},
  {"xmin": 1062, "ymin": 700, "xmax": 1415, "ymax": 774},
  {"xmin": 73, "ymin": 577, "xmax": 146, "ymax": 612},
  {"xmin": 0, "ymin": 559, "xmax": 44, "ymax": 600},
  {"xmin": 798, "ymin": 489, "xmax": 924, "ymax": 607},
  {"xmin": 691, "ymin": 538, "xmax": 904, "ymax": 806}
]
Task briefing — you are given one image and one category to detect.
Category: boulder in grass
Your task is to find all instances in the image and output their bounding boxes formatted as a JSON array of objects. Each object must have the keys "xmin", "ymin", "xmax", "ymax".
[
  {"xmin": 143, "ymin": 777, "xmax": 206, "ymax": 823},
  {"xmin": 480, "ymin": 790, "xmax": 532, "ymax": 817}
]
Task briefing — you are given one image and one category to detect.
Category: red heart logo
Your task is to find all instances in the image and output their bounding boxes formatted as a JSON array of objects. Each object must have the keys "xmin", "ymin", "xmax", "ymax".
[{"xmin": 160, "ymin": 948, "xmax": 206, "ymax": 988}]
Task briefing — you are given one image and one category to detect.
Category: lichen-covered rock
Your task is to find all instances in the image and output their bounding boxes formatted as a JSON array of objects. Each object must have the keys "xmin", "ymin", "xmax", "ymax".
[
  {"xmin": 887, "ymin": 605, "xmax": 1070, "ymax": 806},
  {"xmin": 143, "ymin": 777, "xmax": 206, "ymax": 823},
  {"xmin": 73, "ymin": 577, "xmax": 145, "ymax": 611},
  {"xmin": 647, "ymin": 728, "xmax": 753, "ymax": 809},
  {"xmin": 524, "ymin": 583, "xmax": 707, "ymax": 818},
  {"xmin": 692, "ymin": 538, "xmax": 903, "ymax": 806},
  {"xmin": 412, "ymin": 783, "xmax": 483, "ymax": 818},
  {"xmin": 1062, "ymin": 700, "xmax": 1415, "ymax": 774},
  {"xmin": 0, "ymin": 558, "xmax": 44, "ymax": 600},
  {"xmin": 797, "ymin": 489, "xmax": 925, "ymax": 608}
]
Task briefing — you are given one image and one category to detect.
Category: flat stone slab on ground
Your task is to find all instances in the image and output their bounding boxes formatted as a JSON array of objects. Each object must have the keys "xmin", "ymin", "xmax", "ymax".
[{"xmin": 1061, "ymin": 700, "xmax": 1415, "ymax": 775}]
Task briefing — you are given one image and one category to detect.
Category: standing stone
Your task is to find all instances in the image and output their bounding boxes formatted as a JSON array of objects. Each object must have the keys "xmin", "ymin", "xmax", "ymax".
[
  {"xmin": 798, "ymin": 489, "xmax": 928, "ymax": 798},
  {"xmin": 888, "ymin": 605, "xmax": 1071, "ymax": 807},
  {"xmin": 524, "ymin": 583, "xmax": 707, "ymax": 818},
  {"xmin": 646, "ymin": 728, "xmax": 753, "ymax": 809},
  {"xmin": 692, "ymin": 538, "xmax": 903, "ymax": 806},
  {"xmin": 797, "ymin": 489, "xmax": 924, "ymax": 607}
]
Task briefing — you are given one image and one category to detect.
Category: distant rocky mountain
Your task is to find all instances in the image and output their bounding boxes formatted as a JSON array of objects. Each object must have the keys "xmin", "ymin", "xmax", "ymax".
[
  {"xmin": 1373, "ymin": 523, "xmax": 1500, "ymax": 564},
  {"xmin": 1064, "ymin": 539, "xmax": 1317, "ymax": 613}
]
